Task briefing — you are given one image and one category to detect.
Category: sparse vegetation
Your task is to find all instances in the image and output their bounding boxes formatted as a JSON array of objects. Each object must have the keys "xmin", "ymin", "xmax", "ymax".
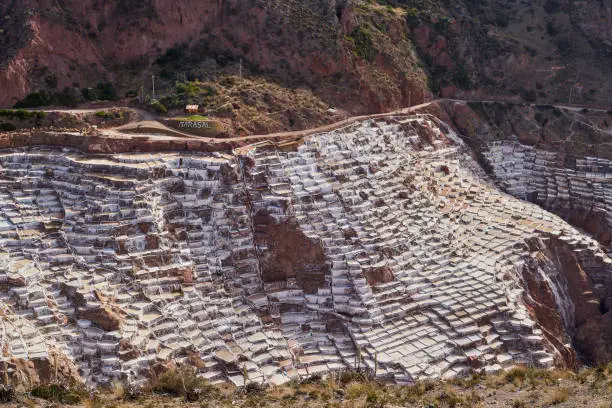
[
  {"xmin": 347, "ymin": 25, "xmax": 378, "ymax": 62},
  {"xmin": 82, "ymin": 82, "xmax": 119, "ymax": 102},
  {"xmin": 0, "ymin": 122, "xmax": 16, "ymax": 131},
  {"xmin": 547, "ymin": 387, "xmax": 570, "ymax": 405},
  {"xmin": 29, "ymin": 383, "xmax": 84, "ymax": 405},
  {"xmin": 151, "ymin": 366, "xmax": 217, "ymax": 402},
  {"xmin": 1, "ymin": 364, "xmax": 607, "ymax": 407},
  {"xmin": 149, "ymin": 100, "xmax": 168, "ymax": 114},
  {"xmin": 0, "ymin": 109, "xmax": 45, "ymax": 120}
]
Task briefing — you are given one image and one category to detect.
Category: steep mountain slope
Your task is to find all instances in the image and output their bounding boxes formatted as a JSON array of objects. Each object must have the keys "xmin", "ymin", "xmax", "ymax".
[
  {"xmin": 1, "ymin": 0, "xmax": 610, "ymax": 129},
  {"xmin": 0, "ymin": 0, "xmax": 430, "ymax": 116}
]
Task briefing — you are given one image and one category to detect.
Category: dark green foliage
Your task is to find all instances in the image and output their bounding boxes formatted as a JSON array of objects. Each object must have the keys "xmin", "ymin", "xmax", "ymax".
[
  {"xmin": 521, "ymin": 88, "xmax": 537, "ymax": 102},
  {"xmin": 44, "ymin": 74, "xmax": 58, "ymax": 89},
  {"xmin": 544, "ymin": 0, "xmax": 561, "ymax": 13},
  {"xmin": 433, "ymin": 17, "xmax": 450, "ymax": 34},
  {"xmin": 546, "ymin": 22, "xmax": 558, "ymax": 36},
  {"xmin": 405, "ymin": 8, "xmax": 420, "ymax": 28},
  {"xmin": 556, "ymin": 38, "xmax": 571, "ymax": 56},
  {"xmin": 96, "ymin": 82, "xmax": 119, "ymax": 101},
  {"xmin": 0, "ymin": 122, "xmax": 16, "ymax": 131},
  {"xmin": 427, "ymin": 77, "xmax": 440, "ymax": 95},
  {"xmin": 152, "ymin": 366, "xmax": 216, "ymax": 402},
  {"xmin": 534, "ymin": 111, "xmax": 548, "ymax": 125},
  {"xmin": 466, "ymin": 101, "xmax": 485, "ymax": 115},
  {"xmin": 348, "ymin": 26, "xmax": 378, "ymax": 62},
  {"xmin": 81, "ymin": 87, "xmax": 97, "ymax": 101},
  {"xmin": 494, "ymin": 12, "xmax": 509, "ymax": 28},
  {"xmin": 453, "ymin": 65, "xmax": 472, "ymax": 89},
  {"xmin": 14, "ymin": 91, "xmax": 52, "ymax": 108},
  {"xmin": 157, "ymin": 44, "xmax": 187, "ymax": 65},
  {"xmin": 149, "ymin": 100, "xmax": 167, "ymax": 114},
  {"xmin": 30, "ymin": 384, "xmax": 82, "ymax": 405},
  {"xmin": 160, "ymin": 68, "xmax": 175, "ymax": 80},
  {"xmin": 0, "ymin": 109, "xmax": 45, "ymax": 120},
  {"xmin": 244, "ymin": 382, "xmax": 265, "ymax": 396},
  {"xmin": 54, "ymin": 87, "xmax": 80, "ymax": 107},
  {"xmin": 0, "ymin": 385, "xmax": 15, "ymax": 402},
  {"xmin": 81, "ymin": 82, "xmax": 119, "ymax": 102}
]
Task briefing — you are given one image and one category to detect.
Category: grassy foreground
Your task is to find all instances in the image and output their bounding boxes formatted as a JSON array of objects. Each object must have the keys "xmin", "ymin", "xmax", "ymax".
[{"xmin": 2, "ymin": 365, "xmax": 611, "ymax": 408}]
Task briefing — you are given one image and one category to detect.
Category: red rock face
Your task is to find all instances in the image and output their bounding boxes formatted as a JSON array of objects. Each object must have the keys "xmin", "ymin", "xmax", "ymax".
[
  {"xmin": 0, "ymin": 0, "xmax": 225, "ymax": 106},
  {"xmin": 0, "ymin": 0, "xmax": 431, "ymax": 113},
  {"xmin": 521, "ymin": 236, "xmax": 612, "ymax": 366}
]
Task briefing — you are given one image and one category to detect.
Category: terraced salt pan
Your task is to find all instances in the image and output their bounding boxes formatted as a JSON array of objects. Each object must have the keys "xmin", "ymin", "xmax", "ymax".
[
  {"xmin": 483, "ymin": 141, "xmax": 612, "ymax": 249},
  {"xmin": 0, "ymin": 116, "xmax": 609, "ymax": 387}
]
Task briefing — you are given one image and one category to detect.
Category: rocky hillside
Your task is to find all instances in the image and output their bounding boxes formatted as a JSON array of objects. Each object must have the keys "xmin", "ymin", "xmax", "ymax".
[{"xmin": 1, "ymin": 1, "xmax": 610, "ymax": 131}]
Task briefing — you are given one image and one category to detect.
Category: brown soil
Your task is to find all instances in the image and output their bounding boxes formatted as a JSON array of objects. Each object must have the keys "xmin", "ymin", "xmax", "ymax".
[
  {"xmin": 75, "ymin": 306, "xmax": 122, "ymax": 332},
  {"xmin": 363, "ymin": 266, "xmax": 394, "ymax": 287},
  {"xmin": 255, "ymin": 214, "xmax": 328, "ymax": 294}
]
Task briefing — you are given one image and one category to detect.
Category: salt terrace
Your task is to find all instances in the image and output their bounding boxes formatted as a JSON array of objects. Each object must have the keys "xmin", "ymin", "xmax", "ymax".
[{"xmin": 0, "ymin": 115, "xmax": 609, "ymax": 387}]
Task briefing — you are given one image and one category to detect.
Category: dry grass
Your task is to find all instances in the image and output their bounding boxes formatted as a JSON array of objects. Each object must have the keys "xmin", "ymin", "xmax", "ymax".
[
  {"xmin": 547, "ymin": 387, "xmax": 570, "ymax": 405},
  {"xmin": 4, "ymin": 365, "xmax": 611, "ymax": 408}
]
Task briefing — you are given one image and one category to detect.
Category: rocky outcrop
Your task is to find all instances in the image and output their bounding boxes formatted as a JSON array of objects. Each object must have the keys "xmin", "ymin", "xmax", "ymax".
[
  {"xmin": 255, "ymin": 215, "xmax": 328, "ymax": 294},
  {"xmin": 3, "ymin": 348, "xmax": 82, "ymax": 389},
  {"xmin": 75, "ymin": 306, "xmax": 122, "ymax": 332},
  {"xmin": 520, "ymin": 235, "xmax": 612, "ymax": 365}
]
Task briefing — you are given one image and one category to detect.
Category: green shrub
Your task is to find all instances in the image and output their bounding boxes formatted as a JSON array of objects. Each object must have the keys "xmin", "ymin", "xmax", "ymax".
[
  {"xmin": 176, "ymin": 81, "xmax": 200, "ymax": 97},
  {"xmin": 30, "ymin": 384, "xmax": 83, "ymax": 405},
  {"xmin": 14, "ymin": 92, "xmax": 52, "ymax": 108},
  {"xmin": 82, "ymin": 83, "xmax": 119, "ymax": 101},
  {"xmin": 406, "ymin": 8, "xmax": 420, "ymax": 28},
  {"xmin": 0, "ymin": 109, "xmax": 45, "ymax": 120},
  {"xmin": 152, "ymin": 366, "xmax": 216, "ymax": 402},
  {"xmin": 521, "ymin": 88, "xmax": 537, "ymax": 102},
  {"xmin": 0, "ymin": 123, "xmax": 16, "ymax": 131},
  {"xmin": 149, "ymin": 100, "xmax": 167, "ymax": 114},
  {"xmin": 95, "ymin": 111, "xmax": 113, "ymax": 119},
  {"xmin": 96, "ymin": 82, "xmax": 119, "ymax": 101},
  {"xmin": 557, "ymin": 38, "xmax": 571, "ymax": 55},
  {"xmin": 453, "ymin": 65, "xmax": 471, "ymax": 89},
  {"xmin": 54, "ymin": 88, "xmax": 80, "ymax": 107},
  {"xmin": 157, "ymin": 44, "xmax": 187, "ymax": 65},
  {"xmin": 544, "ymin": 0, "xmax": 561, "ymax": 13},
  {"xmin": 348, "ymin": 26, "xmax": 378, "ymax": 62}
]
